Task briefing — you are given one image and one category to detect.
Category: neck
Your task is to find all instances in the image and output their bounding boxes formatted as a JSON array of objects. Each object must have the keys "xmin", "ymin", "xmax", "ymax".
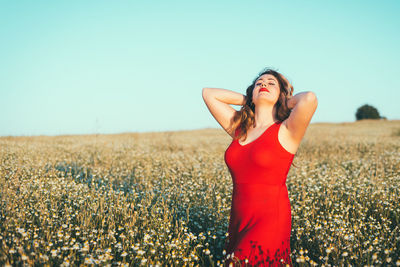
[{"xmin": 254, "ymin": 104, "xmax": 276, "ymax": 128}]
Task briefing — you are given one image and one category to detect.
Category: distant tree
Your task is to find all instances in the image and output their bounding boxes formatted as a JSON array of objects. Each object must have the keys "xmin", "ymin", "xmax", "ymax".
[{"xmin": 355, "ymin": 104, "xmax": 381, "ymax": 120}]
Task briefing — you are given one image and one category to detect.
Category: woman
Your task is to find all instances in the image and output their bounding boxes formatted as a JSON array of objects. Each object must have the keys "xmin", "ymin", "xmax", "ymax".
[{"xmin": 202, "ymin": 68, "xmax": 318, "ymax": 266}]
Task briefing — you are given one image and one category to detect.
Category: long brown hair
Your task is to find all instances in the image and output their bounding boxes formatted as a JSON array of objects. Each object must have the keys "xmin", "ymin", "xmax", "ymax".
[{"xmin": 228, "ymin": 68, "xmax": 294, "ymax": 141}]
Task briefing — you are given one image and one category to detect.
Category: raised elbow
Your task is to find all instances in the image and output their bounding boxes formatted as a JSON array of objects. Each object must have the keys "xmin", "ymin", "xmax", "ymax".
[
  {"xmin": 306, "ymin": 91, "xmax": 318, "ymax": 106},
  {"xmin": 300, "ymin": 91, "xmax": 318, "ymax": 111},
  {"xmin": 202, "ymin": 87, "xmax": 209, "ymax": 99}
]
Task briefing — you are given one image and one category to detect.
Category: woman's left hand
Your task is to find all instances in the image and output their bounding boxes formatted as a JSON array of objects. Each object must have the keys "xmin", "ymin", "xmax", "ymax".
[{"xmin": 286, "ymin": 96, "xmax": 294, "ymax": 109}]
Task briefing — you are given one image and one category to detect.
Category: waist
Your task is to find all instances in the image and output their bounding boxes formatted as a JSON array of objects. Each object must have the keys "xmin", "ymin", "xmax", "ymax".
[
  {"xmin": 233, "ymin": 182, "xmax": 287, "ymax": 188},
  {"xmin": 232, "ymin": 182, "xmax": 288, "ymax": 201}
]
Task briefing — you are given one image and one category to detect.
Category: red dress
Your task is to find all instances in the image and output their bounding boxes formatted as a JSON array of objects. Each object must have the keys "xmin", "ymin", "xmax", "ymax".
[{"xmin": 223, "ymin": 121, "xmax": 294, "ymax": 266}]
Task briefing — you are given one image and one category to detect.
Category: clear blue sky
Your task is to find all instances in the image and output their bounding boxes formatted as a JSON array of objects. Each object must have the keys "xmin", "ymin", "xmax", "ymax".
[{"xmin": 1, "ymin": 0, "xmax": 399, "ymax": 136}]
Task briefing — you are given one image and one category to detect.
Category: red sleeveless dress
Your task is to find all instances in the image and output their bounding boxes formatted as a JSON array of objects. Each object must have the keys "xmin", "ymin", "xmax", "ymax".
[{"xmin": 223, "ymin": 121, "xmax": 294, "ymax": 266}]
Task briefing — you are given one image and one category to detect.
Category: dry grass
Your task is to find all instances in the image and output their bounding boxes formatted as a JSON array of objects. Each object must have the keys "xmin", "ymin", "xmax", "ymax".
[{"xmin": 0, "ymin": 119, "xmax": 399, "ymax": 266}]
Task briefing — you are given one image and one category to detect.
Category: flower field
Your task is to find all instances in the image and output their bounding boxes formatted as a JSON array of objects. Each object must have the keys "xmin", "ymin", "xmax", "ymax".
[{"xmin": 1, "ymin": 119, "xmax": 399, "ymax": 266}]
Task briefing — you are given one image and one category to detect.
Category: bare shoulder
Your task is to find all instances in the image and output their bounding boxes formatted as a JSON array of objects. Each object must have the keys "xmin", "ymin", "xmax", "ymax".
[{"xmin": 277, "ymin": 120, "xmax": 301, "ymax": 155}]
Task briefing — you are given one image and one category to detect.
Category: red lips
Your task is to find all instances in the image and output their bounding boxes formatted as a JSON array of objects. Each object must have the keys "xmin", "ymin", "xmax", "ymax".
[{"xmin": 259, "ymin": 87, "xmax": 269, "ymax": 93}]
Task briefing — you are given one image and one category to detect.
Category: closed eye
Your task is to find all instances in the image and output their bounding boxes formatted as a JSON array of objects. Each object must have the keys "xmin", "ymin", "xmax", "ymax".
[{"xmin": 256, "ymin": 82, "xmax": 275, "ymax": 86}]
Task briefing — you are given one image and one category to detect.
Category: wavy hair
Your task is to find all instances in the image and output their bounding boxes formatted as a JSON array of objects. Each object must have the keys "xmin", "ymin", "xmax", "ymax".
[{"xmin": 228, "ymin": 68, "xmax": 297, "ymax": 166}]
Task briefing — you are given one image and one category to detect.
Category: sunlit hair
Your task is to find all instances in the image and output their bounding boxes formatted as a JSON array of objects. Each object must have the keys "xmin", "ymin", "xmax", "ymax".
[{"xmin": 228, "ymin": 68, "xmax": 294, "ymax": 141}]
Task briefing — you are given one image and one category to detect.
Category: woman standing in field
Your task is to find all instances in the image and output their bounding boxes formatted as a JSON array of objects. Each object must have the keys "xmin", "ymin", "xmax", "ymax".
[{"xmin": 202, "ymin": 68, "xmax": 318, "ymax": 266}]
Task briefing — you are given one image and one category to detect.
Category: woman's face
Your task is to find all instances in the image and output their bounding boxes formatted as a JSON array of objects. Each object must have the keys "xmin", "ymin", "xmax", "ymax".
[{"xmin": 252, "ymin": 74, "xmax": 280, "ymax": 106}]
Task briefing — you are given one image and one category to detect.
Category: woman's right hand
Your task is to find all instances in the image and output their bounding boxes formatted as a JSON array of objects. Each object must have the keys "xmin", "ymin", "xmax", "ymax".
[{"xmin": 243, "ymin": 95, "xmax": 248, "ymax": 105}]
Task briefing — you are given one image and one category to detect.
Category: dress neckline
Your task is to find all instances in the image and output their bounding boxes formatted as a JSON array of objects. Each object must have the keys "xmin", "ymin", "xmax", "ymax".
[{"xmin": 238, "ymin": 122, "xmax": 278, "ymax": 147}]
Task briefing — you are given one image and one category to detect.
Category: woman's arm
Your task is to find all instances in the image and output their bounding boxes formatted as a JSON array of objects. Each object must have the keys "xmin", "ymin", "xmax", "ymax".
[
  {"xmin": 284, "ymin": 91, "xmax": 318, "ymax": 142},
  {"xmin": 203, "ymin": 88, "xmax": 246, "ymax": 105},
  {"xmin": 202, "ymin": 88, "xmax": 245, "ymax": 137},
  {"xmin": 286, "ymin": 91, "xmax": 311, "ymax": 109}
]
